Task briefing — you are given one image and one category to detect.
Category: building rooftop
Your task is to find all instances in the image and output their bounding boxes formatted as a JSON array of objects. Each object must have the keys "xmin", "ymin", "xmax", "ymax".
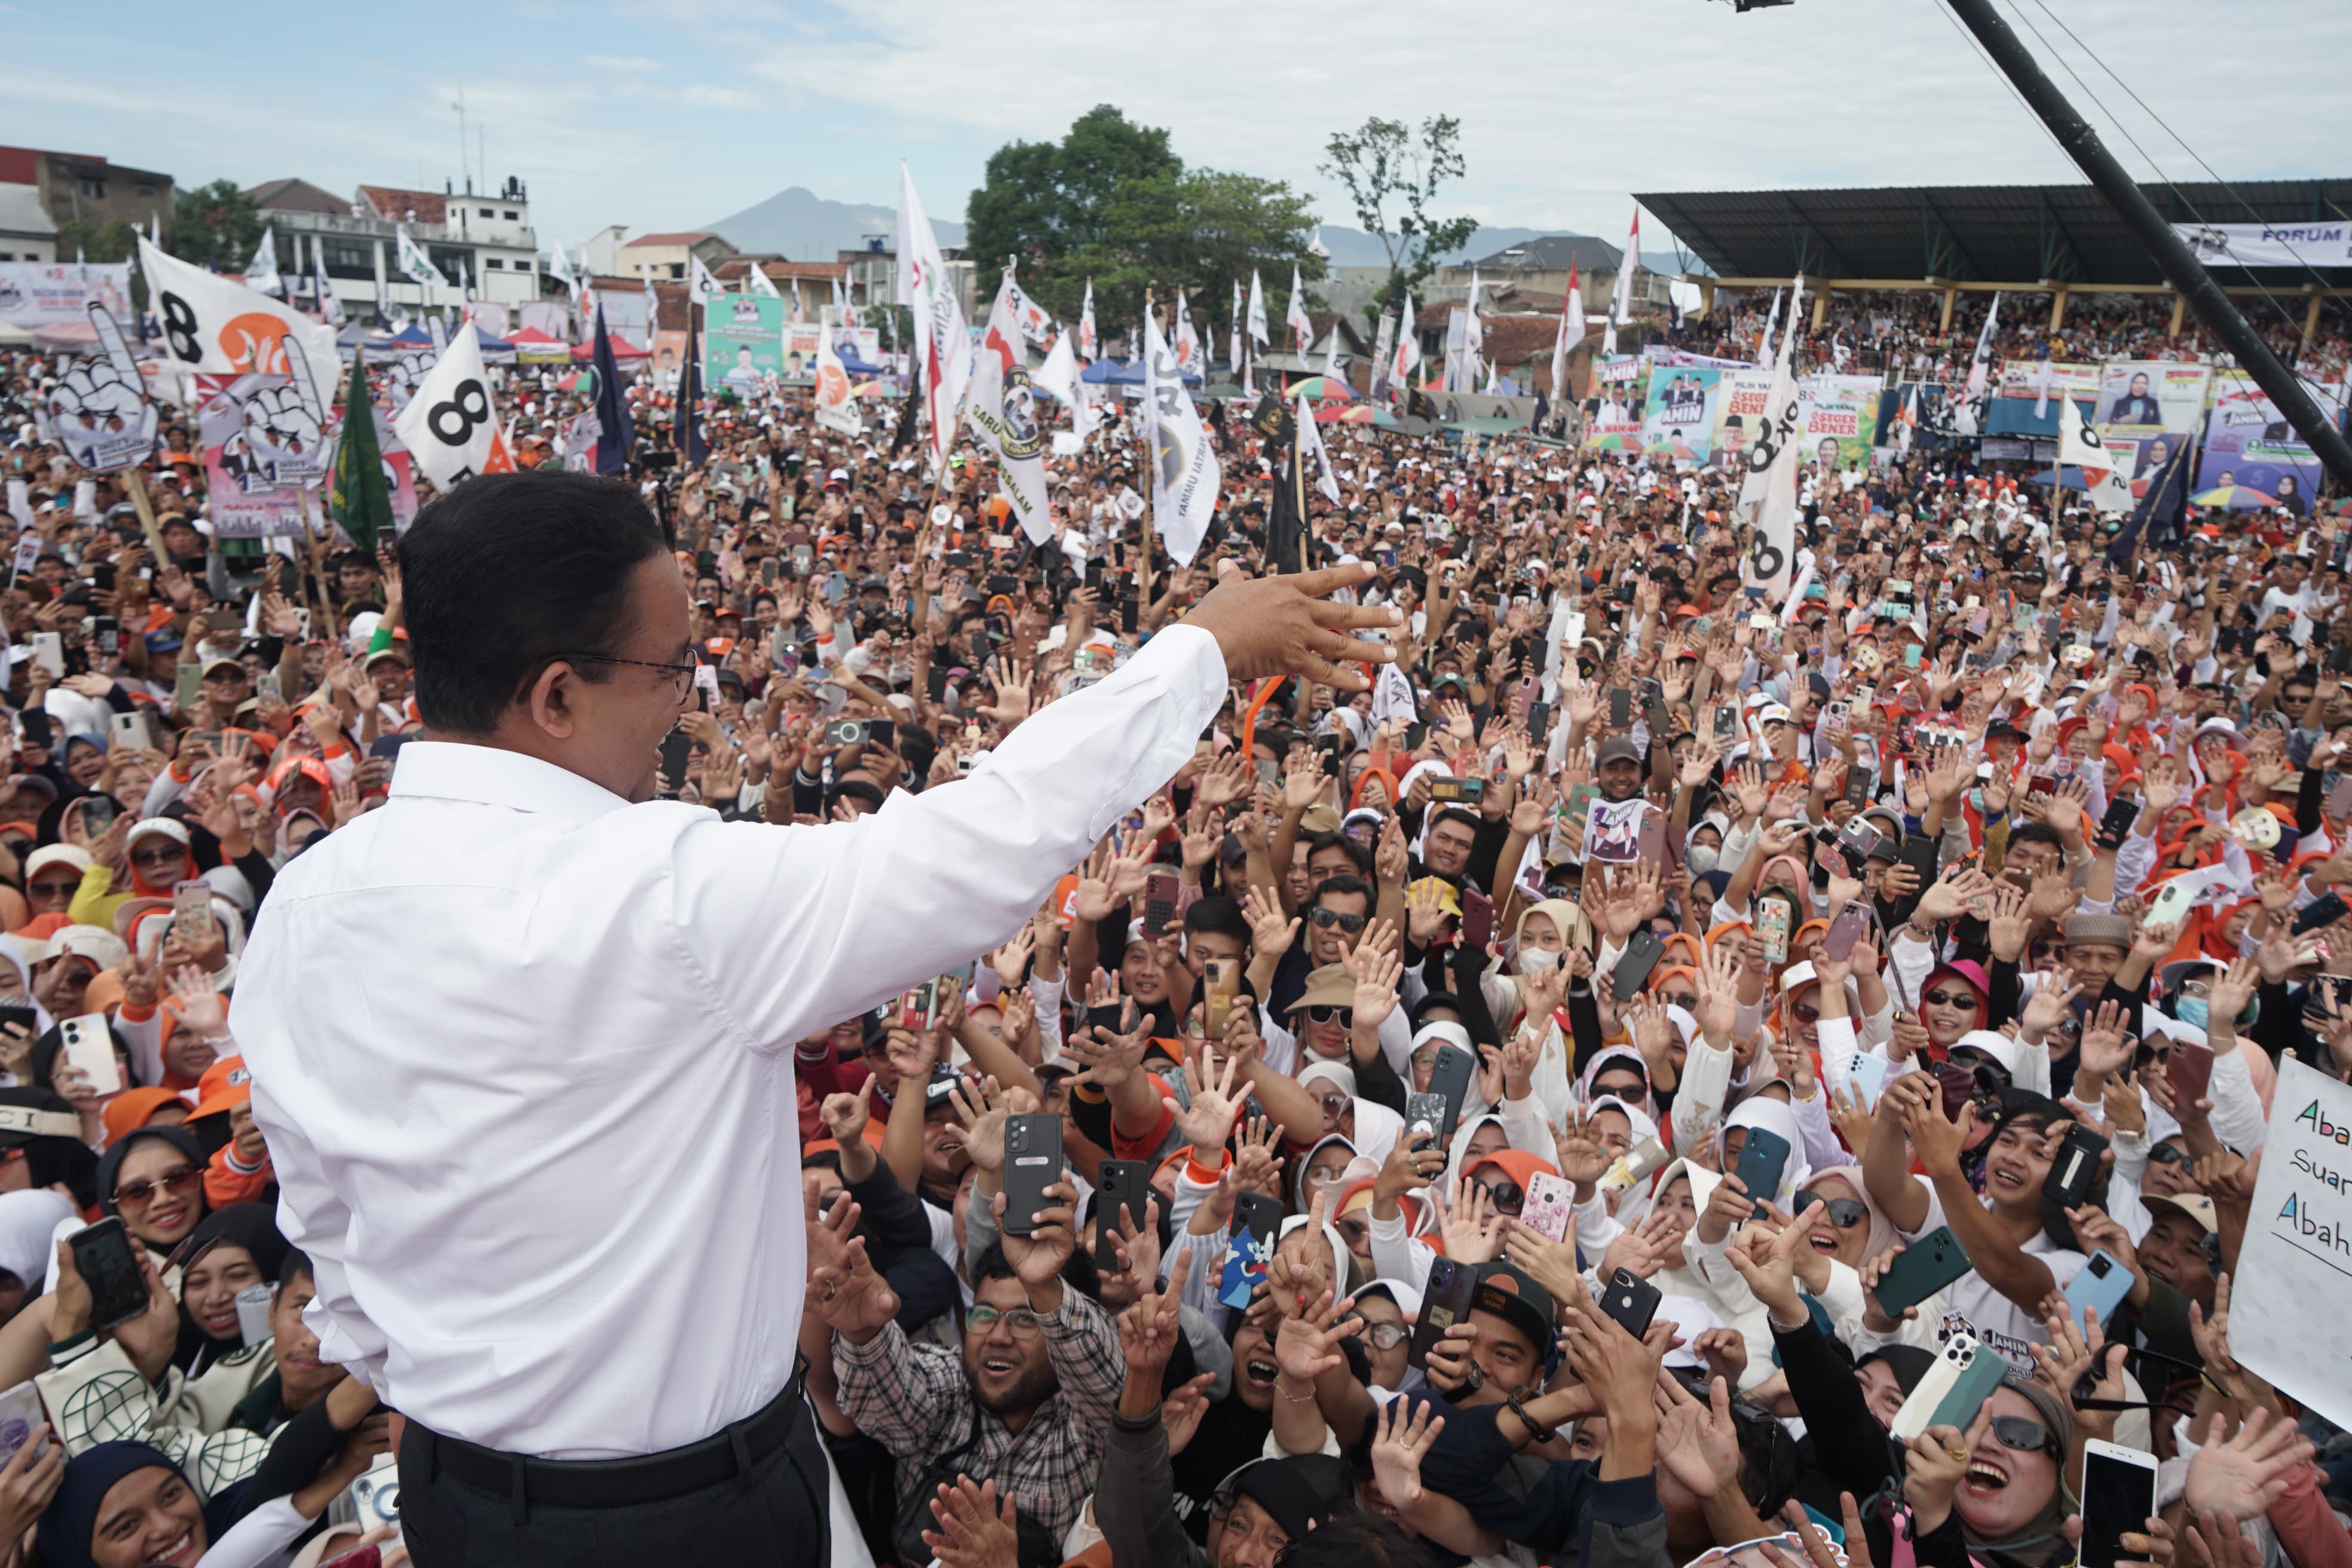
[
  {"xmin": 1467, "ymin": 234, "xmax": 1624, "ymax": 272},
  {"xmin": 247, "ymin": 178, "xmax": 348, "ymax": 216},
  {"xmin": 624, "ymin": 231, "xmax": 721, "ymax": 249},
  {"xmin": 359, "ymin": 186, "xmax": 448, "ymax": 226}
]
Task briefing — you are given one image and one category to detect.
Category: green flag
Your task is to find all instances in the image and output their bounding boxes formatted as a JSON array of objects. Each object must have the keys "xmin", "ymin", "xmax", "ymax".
[{"xmin": 329, "ymin": 351, "xmax": 393, "ymax": 554}]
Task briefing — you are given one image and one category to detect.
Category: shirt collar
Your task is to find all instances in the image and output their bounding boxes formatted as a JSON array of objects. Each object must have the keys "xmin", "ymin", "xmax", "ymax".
[{"xmin": 387, "ymin": 740, "xmax": 631, "ymax": 828}]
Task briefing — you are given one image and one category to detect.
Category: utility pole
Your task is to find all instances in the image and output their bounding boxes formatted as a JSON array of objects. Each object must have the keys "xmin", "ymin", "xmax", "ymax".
[{"xmin": 1940, "ymin": 0, "xmax": 2352, "ymax": 494}]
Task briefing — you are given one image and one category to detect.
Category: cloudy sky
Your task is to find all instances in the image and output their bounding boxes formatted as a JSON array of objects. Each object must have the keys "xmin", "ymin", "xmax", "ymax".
[{"xmin": 3, "ymin": 0, "xmax": 2341, "ymax": 259}]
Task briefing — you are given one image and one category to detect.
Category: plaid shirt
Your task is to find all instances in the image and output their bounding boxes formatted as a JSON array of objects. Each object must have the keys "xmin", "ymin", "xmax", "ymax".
[{"xmin": 833, "ymin": 1290, "xmax": 1123, "ymax": 1538}]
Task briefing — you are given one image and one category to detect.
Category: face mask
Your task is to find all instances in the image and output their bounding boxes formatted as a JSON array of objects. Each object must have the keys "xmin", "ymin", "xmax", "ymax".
[
  {"xmin": 2175, "ymin": 997, "xmax": 2207, "ymax": 1031},
  {"xmin": 1686, "ymin": 843, "xmax": 1720, "ymax": 877},
  {"xmin": 1968, "ymin": 788, "xmax": 1985, "ymax": 813},
  {"xmin": 1518, "ymin": 947, "xmax": 1563, "ymax": 974}
]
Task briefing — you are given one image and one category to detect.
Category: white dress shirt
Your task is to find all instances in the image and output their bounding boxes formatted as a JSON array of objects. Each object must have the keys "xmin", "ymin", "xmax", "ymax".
[{"xmin": 235, "ymin": 624, "xmax": 1227, "ymax": 1458}]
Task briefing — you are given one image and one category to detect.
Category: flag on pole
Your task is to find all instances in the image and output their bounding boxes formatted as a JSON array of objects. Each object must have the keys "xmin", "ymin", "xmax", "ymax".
[
  {"xmin": 392, "ymin": 321, "xmax": 516, "ymax": 488},
  {"xmin": 395, "ymin": 226, "xmax": 447, "ymax": 289},
  {"xmin": 1737, "ymin": 317, "xmax": 1803, "ymax": 604},
  {"xmin": 310, "ymin": 244, "xmax": 343, "ymax": 327},
  {"xmin": 1756, "ymin": 287, "xmax": 1781, "ymax": 365},
  {"xmin": 791, "ymin": 278, "xmax": 806, "ymax": 323},
  {"xmin": 1551, "ymin": 261, "xmax": 1585, "ymax": 402},
  {"xmin": 1077, "ymin": 278, "xmax": 1097, "ymax": 362},
  {"xmin": 1463, "ymin": 268, "xmax": 1484, "ymax": 385},
  {"xmin": 644, "ymin": 272, "xmax": 660, "ymax": 358},
  {"xmin": 138, "ymin": 236, "xmax": 341, "ymax": 396},
  {"xmin": 1004, "ymin": 271, "xmax": 1053, "ymax": 347},
  {"xmin": 896, "ymin": 163, "xmax": 973, "ymax": 471},
  {"xmin": 682, "ymin": 293, "xmax": 709, "ymax": 466},
  {"xmin": 1229, "ymin": 280, "xmax": 1242, "ymax": 377},
  {"xmin": 1285, "ymin": 266, "xmax": 1312, "ymax": 354},
  {"xmin": 1172, "ymin": 287, "xmax": 1201, "ymax": 375},
  {"xmin": 967, "ymin": 274, "xmax": 1052, "ymax": 544},
  {"xmin": 547, "ymin": 243, "xmax": 580, "ymax": 301},
  {"xmin": 1603, "ymin": 208, "xmax": 1640, "ymax": 355},
  {"xmin": 328, "ymin": 353, "xmax": 392, "ymax": 553},
  {"xmin": 1258, "ymin": 395, "xmax": 1304, "ymax": 574},
  {"xmin": 590, "ymin": 306, "xmax": 634, "ymax": 476},
  {"xmin": 1370, "ymin": 306, "xmax": 1396, "ymax": 402},
  {"xmin": 1964, "ymin": 292, "xmax": 2001, "ymax": 403},
  {"xmin": 2031, "ymin": 346, "xmax": 2054, "ymax": 418},
  {"xmin": 1246, "ymin": 270, "xmax": 1269, "ymax": 347},
  {"xmin": 746, "ymin": 263, "xmax": 780, "ymax": 299},
  {"xmin": 2059, "ymin": 393, "xmax": 2134, "ymax": 513},
  {"xmin": 1897, "ymin": 384, "xmax": 1918, "ymax": 458},
  {"xmin": 688, "ymin": 253, "xmax": 727, "ymax": 310},
  {"xmin": 1035, "ymin": 327, "xmax": 1098, "ymax": 440},
  {"xmin": 1390, "ymin": 292, "xmax": 1419, "ymax": 391},
  {"xmin": 1141, "ymin": 307, "xmax": 1219, "ymax": 565},
  {"xmin": 1322, "ymin": 326, "xmax": 1341, "ymax": 379},
  {"xmin": 244, "ymin": 228, "xmax": 283, "ymax": 297},
  {"xmin": 1298, "ymin": 389, "xmax": 1340, "ymax": 504}
]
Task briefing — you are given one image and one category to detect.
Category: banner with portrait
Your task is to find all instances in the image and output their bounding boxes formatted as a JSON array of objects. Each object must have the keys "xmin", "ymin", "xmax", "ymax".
[
  {"xmin": 2095, "ymin": 362, "xmax": 2211, "ymax": 520},
  {"xmin": 1794, "ymin": 373, "xmax": 1884, "ymax": 471},
  {"xmin": 2195, "ymin": 372, "xmax": 2342, "ymax": 516},
  {"xmin": 1708, "ymin": 369, "xmax": 1777, "ymax": 473},
  {"xmin": 1639, "ymin": 364, "xmax": 1726, "ymax": 465},
  {"xmin": 197, "ymin": 372, "xmax": 339, "ymax": 538},
  {"xmin": 705, "ymin": 295, "xmax": 786, "ymax": 393},
  {"xmin": 1992, "ymin": 360, "xmax": 2099, "ymax": 401}
]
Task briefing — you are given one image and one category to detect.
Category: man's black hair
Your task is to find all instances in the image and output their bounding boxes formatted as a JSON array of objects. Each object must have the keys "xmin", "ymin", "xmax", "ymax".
[
  {"xmin": 1273, "ymin": 1506, "xmax": 1446, "ymax": 1568},
  {"xmin": 2008, "ymin": 821, "xmax": 2065, "ymax": 856},
  {"xmin": 277, "ymin": 1249, "xmax": 316, "ymax": 1293},
  {"xmin": 1309, "ymin": 874, "xmax": 1374, "ymax": 912},
  {"xmin": 1430, "ymin": 806, "xmax": 1483, "ymax": 840},
  {"xmin": 1185, "ymin": 895, "xmax": 1251, "ymax": 946},
  {"xmin": 1303, "ymin": 829, "xmax": 1374, "ymax": 880},
  {"xmin": 399, "ymin": 471, "xmax": 668, "ymax": 734}
]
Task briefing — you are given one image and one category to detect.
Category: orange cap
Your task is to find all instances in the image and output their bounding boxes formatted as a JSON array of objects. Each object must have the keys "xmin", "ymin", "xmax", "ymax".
[{"xmin": 186, "ymin": 1055, "xmax": 252, "ymax": 1122}]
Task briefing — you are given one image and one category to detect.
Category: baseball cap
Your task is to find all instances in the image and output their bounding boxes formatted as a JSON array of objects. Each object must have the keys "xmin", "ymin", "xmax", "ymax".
[
  {"xmin": 1594, "ymin": 736, "xmax": 1642, "ymax": 766},
  {"xmin": 1471, "ymin": 1260, "xmax": 1557, "ymax": 1354},
  {"xmin": 2142, "ymin": 1190, "xmax": 2218, "ymax": 1234},
  {"xmin": 186, "ymin": 1055, "xmax": 253, "ymax": 1123},
  {"xmin": 38, "ymin": 924, "xmax": 126, "ymax": 972}
]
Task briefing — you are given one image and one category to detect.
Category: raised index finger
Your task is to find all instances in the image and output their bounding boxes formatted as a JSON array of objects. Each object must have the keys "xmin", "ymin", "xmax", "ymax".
[{"xmin": 1287, "ymin": 561, "xmax": 1380, "ymax": 599}]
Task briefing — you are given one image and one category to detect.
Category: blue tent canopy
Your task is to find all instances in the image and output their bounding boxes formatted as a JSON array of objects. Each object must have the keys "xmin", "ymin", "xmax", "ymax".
[
  {"xmin": 837, "ymin": 344, "xmax": 884, "ymax": 376},
  {"xmin": 1082, "ymin": 357, "xmax": 1200, "ymax": 387}
]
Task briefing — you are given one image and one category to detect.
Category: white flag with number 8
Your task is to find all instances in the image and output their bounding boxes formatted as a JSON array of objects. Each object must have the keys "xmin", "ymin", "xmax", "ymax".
[{"xmin": 393, "ymin": 322, "xmax": 512, "ymax": 490}]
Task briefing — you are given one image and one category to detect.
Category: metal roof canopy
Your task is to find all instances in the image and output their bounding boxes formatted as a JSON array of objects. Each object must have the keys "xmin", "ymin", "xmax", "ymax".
[{"xmin": 1634, "ymin": 179, "xmax": 2352, "ymax": 289}]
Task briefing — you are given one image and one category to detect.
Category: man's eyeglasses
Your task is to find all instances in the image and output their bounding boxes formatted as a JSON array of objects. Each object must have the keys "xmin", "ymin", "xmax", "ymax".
[
  {"xmin": 1308, "ymin": 908, "xmax": 1367, "ymax": 934},
  {"xmin": 2148, "ymin": 1143, "xmax": 2194, "ymax": 1169},
  {"xmin": 114, "ymin": 1166, "xmax": 201, "ymax": 1210},
  {"xmin": 555, "ymin": 651, "xmax": 698, "ymax": 701},
  {"xmin": 1793, "ymin": 1190, "xmax": 1870, "ymax": 1229},
  {"xmin": 964, "ymin": 1304, "xmax": 1042, "ymax": 1339}
]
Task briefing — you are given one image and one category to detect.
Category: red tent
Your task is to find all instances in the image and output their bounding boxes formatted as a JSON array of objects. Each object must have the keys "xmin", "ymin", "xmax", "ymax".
[{"xmin": 572, "ymin": 334, "xmax": 648, "ymax": 361}]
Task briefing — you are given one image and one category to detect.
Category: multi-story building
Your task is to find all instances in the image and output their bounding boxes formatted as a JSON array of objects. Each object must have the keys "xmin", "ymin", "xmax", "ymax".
[
  {"xmin": 0, "ymin": 145, "xmax": 174, "ymax": 261},
  {"xmin": 247, "ymin": 174, "xmax": 542, "ymax": 318},
  {"xmin": 615, "ymin": 231, "xmax": 738, "ymax": 282},
  {"xmin": 1429, "ymin": 235, "xmax": 1669, "ymax": 314}
]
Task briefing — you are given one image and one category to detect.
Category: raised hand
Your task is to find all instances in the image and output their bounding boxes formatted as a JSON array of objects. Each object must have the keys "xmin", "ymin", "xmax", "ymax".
[{"xmin": 1368, "ymin": 1398, "xmax": 1446, "ymax": 1511}]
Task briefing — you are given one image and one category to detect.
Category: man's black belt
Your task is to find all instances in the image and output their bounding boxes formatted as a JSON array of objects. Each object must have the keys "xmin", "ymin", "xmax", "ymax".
[{"xmin": 417, "ymin": 1357, "xmax": 808, "ymax": 1510}]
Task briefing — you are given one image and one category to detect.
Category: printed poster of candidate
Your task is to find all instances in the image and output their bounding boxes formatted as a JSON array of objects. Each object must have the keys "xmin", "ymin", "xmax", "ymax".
[
  {"xmin": 1793, "ymin": 374, "xmax": 1885, "ymax": 471},
  {"xmin": 704, "ymin": 294, "xmax": 785, "ymax": 392},
  {"xmin": 1640, "ymin": 366, "xmax": 1725, "ymax": 466},
  {"xmin": 2195, "ymin": 371, "xmax": 2342, "ymax": 516}
]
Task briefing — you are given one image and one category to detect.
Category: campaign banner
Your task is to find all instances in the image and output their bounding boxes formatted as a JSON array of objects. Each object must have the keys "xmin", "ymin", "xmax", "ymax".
[
  {"xmin": 2096, "ymin": 362, "xmax": 2212, "ymax": 515},
  {"xmin": 1593, "ymin": 355, "xmax": 1641, "ymax": 386},
  {"xmin": 1582, "ymin": 379, "xmax": 1644, "ymax": 451},
  {"xmin": 2175, "ymin": 220, "xmax": 2352, "ymax": 270},
  {"xmin": 782, "ymin": 321, "xmax": 823, "ymax": 384},
  {"xmin": 1643, "ymin": 346, "xmax": 1754, "ymax": 372},
  {"xmin": 1992, "ymin": 360, "xmax": 2099, "ymax": 401},
  {"xmin": 706, "ymin": 295, "xmax": 786, "ymax": 392},
  {"xmin": 44, "ymin": 307, "xmax": 158, "ymax": 473},
  {"xmin": 2229, "ymin": 1058, "xmax": 2352, "ymax": 1434},
  {"xmin": 1710, "ymin": 369, "xmax": 1777, "ymax": 472},
  {"xmin": 197, "ymin": 373, "xmax": 332, "ymax": 538},
  {"xmin": 2196, "ymin": 371, "xmax": 2340, "ymax": 515},
  {"xmin": 1794, "ymin": 373, "xmax": 1884, "ymax": 471},
  {"xmin": 1640, "ymin": 364, "xmax": 1726, "ymax": 464},
  {"xmin": 0, "ymin": 262, "xmax": 133, "ymax": 330}
]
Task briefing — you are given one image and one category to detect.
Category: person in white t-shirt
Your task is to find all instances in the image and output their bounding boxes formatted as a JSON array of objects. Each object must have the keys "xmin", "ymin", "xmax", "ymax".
[{"xmin": 1861, "ymin": 1075, "xmax": 2087, "ymax": 1373}]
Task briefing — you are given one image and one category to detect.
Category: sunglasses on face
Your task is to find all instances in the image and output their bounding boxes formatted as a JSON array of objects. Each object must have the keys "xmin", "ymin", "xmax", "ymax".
[
  {"xmin": 1316, "ymin": 1092, "xmax": 1351, "ymax": 1118},
  {"xmin": 1303, "ymin": 1005, "xmax": 1353, "ymax": 1027},
  {"xmin": 1308, "ymin": 908, "xmax": 1367, "ymax": 933},
  {"xmin": 113, "ymin": 1165, "xmax": 200, "ymax": 1210},
  {"xmin": 1988, "ymin": 1415, "xmax": 2059, "ymax": 1456},
  {"xmin": 1922, "ymin": 990, "xmax": 1978, "ymax": 1009},
  {"xmin": 1472, "ymin": 1177, "xmax": 1524, "ymax": 1215},
  {"xmin": 2148, "ymin": 1143, "xmax": 2194, "ymax": 1169},
  {"xmin": 1658, "ymin": 991, "xmax": 1698, "ymax": 1010},
  {"xmin": 1794, "ymin": 1190, "xmax": 1870, "ymax": 1229}
]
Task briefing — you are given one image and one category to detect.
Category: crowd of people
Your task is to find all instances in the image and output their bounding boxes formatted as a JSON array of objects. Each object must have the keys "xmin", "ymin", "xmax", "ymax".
[{"xmin": 0, "ymin": 297, "xmax": 2348, "ymax": 1568}]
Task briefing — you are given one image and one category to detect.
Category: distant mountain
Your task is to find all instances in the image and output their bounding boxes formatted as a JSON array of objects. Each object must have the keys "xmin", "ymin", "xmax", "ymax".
[
  {"xmin": 703, "ymin": 186, "xmax": 966, "ymax": 262},
  {"xmin": 1314, "ymin": 224, "xmax": 1581, "ymax": 269}
]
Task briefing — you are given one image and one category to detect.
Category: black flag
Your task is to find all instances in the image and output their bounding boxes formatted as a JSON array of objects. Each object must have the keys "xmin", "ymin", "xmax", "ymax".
[
  {"xmin": 2108, "ymin": 435, "xmax": 2191, "ymax": 565},
  {"xmin": 889, "ymin": 373, "xmax": 920, "ymax": 456},
  {"xmin": 1407, "ymin": 388, "xmax": 1438, "ymax": 422},
  {"xmin": 681, "ymin": 293, "xmax": 709, "ymax": 467},
  {"xmin": 1265, "ymin": 411, "xmax": 1309, "ymax": 575}
]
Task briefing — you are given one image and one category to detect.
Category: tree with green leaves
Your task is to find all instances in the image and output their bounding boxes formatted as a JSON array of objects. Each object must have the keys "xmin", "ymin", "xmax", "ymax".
[
  {"xmin": 53, "ymin": 217, "xmax": 138, "ymax": 264},
  {"xmin": 965, "ymin": 106, "xmax": 1319, "ymax": 344},
  {"xmin": 170, "ymin": 180, "xmax": 264, "ymax": 274},
  {"xmin": 1320, "ymin": 117, "xmax": 1478, "ymax": 313}
]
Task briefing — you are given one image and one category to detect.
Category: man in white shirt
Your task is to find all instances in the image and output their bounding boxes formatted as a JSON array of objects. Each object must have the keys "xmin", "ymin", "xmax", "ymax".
[{"xmin": 234, "ymin": 470, "xmax": 1398, "ymax": 1566}]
